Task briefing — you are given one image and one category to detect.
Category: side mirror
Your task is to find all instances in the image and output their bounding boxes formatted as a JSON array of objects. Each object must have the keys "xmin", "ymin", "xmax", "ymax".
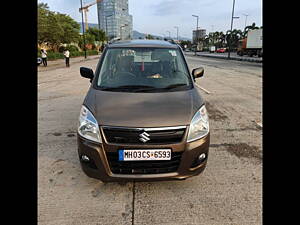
[
  {"xmin": 80, "ymin": 67, "xmax": 94, "ymax": 82},
  {"xmin": 192, "ymin": 67, "xmax": 204, "ymax": 79}
]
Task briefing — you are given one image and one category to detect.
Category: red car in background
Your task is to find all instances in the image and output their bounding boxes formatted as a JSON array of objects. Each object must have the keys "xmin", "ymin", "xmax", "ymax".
[{"xmin": 216, "ymin": 48, "xmax": 226, "ymax": 53}]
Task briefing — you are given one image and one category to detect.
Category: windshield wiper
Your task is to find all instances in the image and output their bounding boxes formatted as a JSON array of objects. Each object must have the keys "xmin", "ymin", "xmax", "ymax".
[
  {"xmin": 99, "ymin": 84, "xmax": 188, "ymax": 92},
  {"xmin": 161, "ymin": 83, "xmax": 188, "ymax": 90}
]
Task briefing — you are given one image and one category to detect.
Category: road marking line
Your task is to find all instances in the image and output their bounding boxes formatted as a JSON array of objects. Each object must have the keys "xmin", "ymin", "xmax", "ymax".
[{"xmin": 195, "ymin": 84, "xmax": 212, "ymax": 94}]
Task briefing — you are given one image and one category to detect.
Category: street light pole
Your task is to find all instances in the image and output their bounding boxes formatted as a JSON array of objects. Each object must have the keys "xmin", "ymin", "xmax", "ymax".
[
  {"xmin": 228, "ymin": 0, "xmax": 239, "ymax": 59},
  {"xmin": 80, "ymin": 0, "xmax": 87, "ymax": 59},
  {"xmin": 166, "ymin": 31, "xmax": 171, "ymax": 39},
  {"xmin": 243, "ymin": 13, "xmax": 249, "ymax": 30},
  {"xmin": 174, "ymin": 26, "xmax": 179, "ymax": 42},
  {"xmin": 192, "ymin": 15, "xmax": 199, "ymax": 56}
]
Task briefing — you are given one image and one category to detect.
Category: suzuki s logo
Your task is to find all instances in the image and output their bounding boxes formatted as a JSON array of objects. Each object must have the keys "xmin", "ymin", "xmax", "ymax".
[{"xmin": 139, "ymin": 131, "xmax": 150, "ymax": 143}]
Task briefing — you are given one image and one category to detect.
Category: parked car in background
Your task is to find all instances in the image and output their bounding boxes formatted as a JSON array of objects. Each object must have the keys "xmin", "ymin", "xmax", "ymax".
[
  {"xmin": 216, "ymin": 48, "xmax": 226, "ymax": 53},
  {"xmin": 209, "ymin": 46, "xmax": 216, "ymax": 53},
  {"xmin": 37, "ymin": 57, "xmax": 42, "ymax": 66}
]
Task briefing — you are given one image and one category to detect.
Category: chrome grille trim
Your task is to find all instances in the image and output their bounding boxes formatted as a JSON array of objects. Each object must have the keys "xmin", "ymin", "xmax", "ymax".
[{"xmin": 101, "ymin": 125, "xmax": 187, "ymax": 131}]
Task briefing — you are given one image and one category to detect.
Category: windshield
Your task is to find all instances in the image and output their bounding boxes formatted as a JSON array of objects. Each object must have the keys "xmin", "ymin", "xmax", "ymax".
[{"xmin": 96, "ymin": 47, "xmax": 193, "ymax": 92}]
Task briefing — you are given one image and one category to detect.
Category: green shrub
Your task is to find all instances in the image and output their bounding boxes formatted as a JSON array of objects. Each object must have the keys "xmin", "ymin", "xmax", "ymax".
[
  {"xmin": 87, "ymin": 50, "xmax": 98, "ymax": 56},
  {"xmin": 47, "ymin": 52, "xmax": 64, "ymax": 60},
  {"xmin": 58, "ymin": 46, "xmax": 66, "ymax": 53},
  {"xmin": 37, "ymin": 47, "xmax": 42, "ymax": 57},
  {"xmin": 67, "ymin": 44, "xmax": 79, "ymax": 52},
  {"xmin": 91, "ymin": 44, "xmax": 97, "ymax": 50},
  {"xmin": 42, "ymin": 50, "xmax": 98, "ymax": 60},
  {"xmin": 69, "ymin": 50, "xmax": 98, "ymax": 57},
  {"xmin": 58, "ymin": 45, "xmax": 79, "ymax": 53},
  {"xmin": 70, "ymin": 51, "xmax": 81, "ymax": 57},
  {"xmin": 203, "ymin": 47, "xmax": 209, "ymax": 52}
]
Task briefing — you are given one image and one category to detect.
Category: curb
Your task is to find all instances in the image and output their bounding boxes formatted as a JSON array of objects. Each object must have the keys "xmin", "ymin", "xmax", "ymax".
[{"xmin": 196, "ymin": 53, "xmax": 262, "ymax": 63}]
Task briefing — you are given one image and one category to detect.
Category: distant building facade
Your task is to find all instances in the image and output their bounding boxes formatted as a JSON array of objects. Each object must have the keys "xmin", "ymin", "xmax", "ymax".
[
  {"xmin": 193, "ymin": 29, "xmax": 206, "ymax": 44},
  {"xmin": 97, "ymin": 0, "xmax": 133, "ymax": 40}
]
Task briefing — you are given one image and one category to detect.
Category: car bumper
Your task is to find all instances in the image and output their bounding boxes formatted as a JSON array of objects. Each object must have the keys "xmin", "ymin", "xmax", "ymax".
[{"xmin": 77, "ymin": 132, "xmax": 210, "ymax": 182}]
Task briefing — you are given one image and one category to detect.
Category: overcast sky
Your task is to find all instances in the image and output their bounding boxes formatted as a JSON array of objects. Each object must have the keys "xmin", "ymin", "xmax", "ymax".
[{"xmin": 38, "ymin": 0, "xmax": 262, "ymax": 39}]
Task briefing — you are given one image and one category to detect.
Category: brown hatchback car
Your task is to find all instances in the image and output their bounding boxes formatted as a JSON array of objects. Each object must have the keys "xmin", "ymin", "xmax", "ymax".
[{"xmin": 77, "ymin": 40, "xmax": 210, "ymax": 182}]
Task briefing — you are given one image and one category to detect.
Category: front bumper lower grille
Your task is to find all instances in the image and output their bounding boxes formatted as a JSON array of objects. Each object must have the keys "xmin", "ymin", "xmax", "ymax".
[{"xmin": 106, "ymin": 151, "xmax": 182, "ymax": 174}]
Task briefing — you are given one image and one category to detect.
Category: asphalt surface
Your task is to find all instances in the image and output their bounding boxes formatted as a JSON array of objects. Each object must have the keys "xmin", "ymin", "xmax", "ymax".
[
  {"xmin": 186, "ymin": 51, "xmax": 262, "ymax": 63},
  {"xmin": 38, "ymin": 54, "xmax": 262, "ymax": 225}
]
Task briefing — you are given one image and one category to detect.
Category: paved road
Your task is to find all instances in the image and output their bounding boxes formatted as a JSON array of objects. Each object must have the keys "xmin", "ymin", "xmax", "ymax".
[
  {"xmin": 186, "ymin": 51, "xmax": 262, "ymax": 63},
  {"xmin": 38, "ymin": 54, "xmax": 262, "ymax": 225}
]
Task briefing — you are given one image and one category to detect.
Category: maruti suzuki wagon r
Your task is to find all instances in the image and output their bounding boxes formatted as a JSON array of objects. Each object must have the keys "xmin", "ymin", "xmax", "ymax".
[{"xmin": 77, "ymin": 40, "xmax": 210, "ymax": 182}]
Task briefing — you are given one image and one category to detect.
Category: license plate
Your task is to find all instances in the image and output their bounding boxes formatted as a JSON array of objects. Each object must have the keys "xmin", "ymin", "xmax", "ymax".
[{"xmin": 119, "ymin": 149, "xmax": 171, "ymax": 161}]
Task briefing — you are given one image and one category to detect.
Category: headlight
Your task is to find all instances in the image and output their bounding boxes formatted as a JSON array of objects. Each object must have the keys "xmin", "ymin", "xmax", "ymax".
[
  {"xmin": 187, "ymin": 104, "xmax": 209, "ymax": 142},
  {"xmin": 78, "ymin": 105, "xmax": 102, "ymax": 143}
]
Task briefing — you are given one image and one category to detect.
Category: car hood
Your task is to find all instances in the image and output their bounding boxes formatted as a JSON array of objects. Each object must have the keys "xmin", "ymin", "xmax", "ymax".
[{"xmin": 84, "ymin": 88, "xmax": 204, "ymax": 128}]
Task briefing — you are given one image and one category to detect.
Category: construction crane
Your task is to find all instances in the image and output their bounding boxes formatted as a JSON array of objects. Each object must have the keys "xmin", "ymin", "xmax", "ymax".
[{"xmin": 79, "ymin": 0, "xmax": 102, "ymax": 32}]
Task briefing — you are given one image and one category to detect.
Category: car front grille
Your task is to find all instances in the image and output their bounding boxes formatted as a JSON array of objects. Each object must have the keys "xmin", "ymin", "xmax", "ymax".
[
  {"xmin": 102, "ymin": 126, "xmax": 186, "ymax": 145},
  {"xmin": 106, "ymin": 151, "xmax": 183, "ymax": 174}
]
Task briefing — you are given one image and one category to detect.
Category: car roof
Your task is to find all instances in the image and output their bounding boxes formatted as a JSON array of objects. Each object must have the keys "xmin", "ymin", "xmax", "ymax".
[{"xmin": 108, "ymin": 39, "xmax": 179, "ymax": 49}]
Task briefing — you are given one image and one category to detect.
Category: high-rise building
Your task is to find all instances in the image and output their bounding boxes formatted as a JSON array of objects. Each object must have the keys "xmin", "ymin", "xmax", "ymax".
[
  {"xmin": 97, "ymin": 0, "xmax": 133, "ymax": 40},
  {"xmin": 193, "ymin": 29, "xmax": 206, "ymax": 44}
]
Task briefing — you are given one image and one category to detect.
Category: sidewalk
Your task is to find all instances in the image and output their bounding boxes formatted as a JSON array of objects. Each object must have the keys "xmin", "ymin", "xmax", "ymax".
[
  {"xmin": 192, "ymin": 52, "xmax": 262, "ymax": 63},
  {"xmin": 38, "ymin": 54, "xmax": 100, "ymax": 72}
]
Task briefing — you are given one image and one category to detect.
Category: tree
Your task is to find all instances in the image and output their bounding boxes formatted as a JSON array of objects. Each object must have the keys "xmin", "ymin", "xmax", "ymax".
[
  {"xmin": 38, "ymin": 2, "xmax": 49, "ymax": 10},
  {"xmin": 226, "ymin": 29, "xmax": 243, "ymax": 49},
  {"xmin": 55, "ymin": 13, "xmax": 80, "ymax": 44},
  {"xmin": 38, "ymin": 3, "xmax": 63, "ymax": 50},
  {"xmin": 203, "ymin": 35, "xmax": 210, "ymax": 47},
  {"xmin": 78, "ymin": 33, "xmax": 96, "ymax": 50},
  {"xmin": 145, "ymin": 34, "xmax": 154, "ymax": 40},
  {"xmin": 85, "ymin": 33, "xmax": 96, "ymax": 44},
  {"xmin": 86, "ymin": 27, "xmax": 106, "ymax": 42},
  {"xmin": 219, "ymin": 32, "xmax": 226, "ymax": 47},
  {"xmin": 243, "ymin": 22, "xmax": 260, "ymax": 38},
  {"xmin": 206, "ymin": 32, "xmax": 217, "ymax": 46},
  {"xmin": 38, "ymin": 3, "xmax": 81, "ymax": 51},
  {"xmin": 180, "ymin": 40, "xmax": 192, "ymax": 49}
]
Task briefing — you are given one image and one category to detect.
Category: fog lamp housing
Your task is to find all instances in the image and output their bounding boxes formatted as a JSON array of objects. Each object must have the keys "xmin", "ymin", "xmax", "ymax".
[{"xmin": 81, "ymin": 155, "xmax": 90, "ymax": 162}]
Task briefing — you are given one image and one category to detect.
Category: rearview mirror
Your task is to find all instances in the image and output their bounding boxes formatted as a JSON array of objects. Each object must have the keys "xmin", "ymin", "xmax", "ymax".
[
  {"xmin": 80, "ymin": 67, "xmax": 94, "ymax": 82},
  {"xmin": 192, "ymin": 67, "xmax": 204, "ymax": 79}
]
